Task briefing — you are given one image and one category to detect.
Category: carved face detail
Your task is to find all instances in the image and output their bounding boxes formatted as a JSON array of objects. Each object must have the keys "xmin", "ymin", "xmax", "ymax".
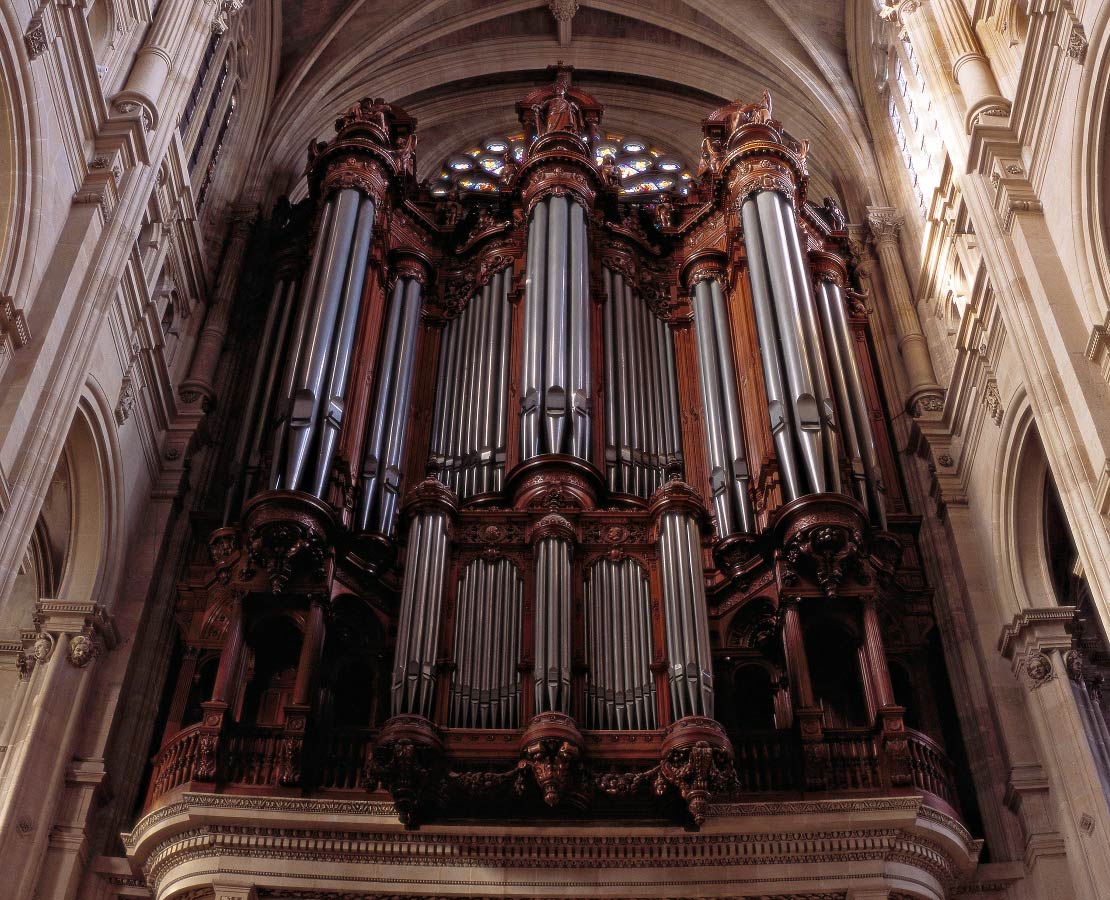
[{"xmin": 68, "ymin": 633, "xmax": 97, "ymax": 668}]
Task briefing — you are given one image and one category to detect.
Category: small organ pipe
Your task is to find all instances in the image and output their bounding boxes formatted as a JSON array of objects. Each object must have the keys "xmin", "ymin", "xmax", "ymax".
[
  {"xmin": 429, "ymin": 313, "xmax": 455, "ymax": 475},
  {"xmin": 692, "ymin": 280, "xmax": 735, "ymax": 536},
  {"xmin": 375, "ymin": 278, "xmax": 423, "ymax": 536},
  {"xmin": 613, "ymin": 272, "xmax": 634, "ymax": 490},
  {"xmin": 658, "ymin": 510, "xmax": 714, "ymax": 719},
  {"xmin": 742, "ymin": 198, "xmax": 803, "ymax": 501},
  {"xmin": 357, "ymin": 279, "xmax": 405, "ymax": 530},
  {"xmin": 709, "ymin": 279, "xmax": 755, "ymax": 532},
  {"xmin": 283, "ymin": 189, "xmax": 362, "ymax": 491},
  {"xmin": 661, "ymin": 318, "xmax": 683, "ymax": 471},
  {"xmin": 392, "ymin": 509, "xmax": 450, "ymax": 719},
  {"xmin": 310, "ymin": 197, "xmax": 377, "ymax": 498}
]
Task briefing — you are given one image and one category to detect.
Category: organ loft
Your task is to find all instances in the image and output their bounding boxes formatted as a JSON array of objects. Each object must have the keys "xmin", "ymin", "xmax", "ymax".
[{"xmin": 129, "ymin": 66, "xmax": 983, "ymax": 895}]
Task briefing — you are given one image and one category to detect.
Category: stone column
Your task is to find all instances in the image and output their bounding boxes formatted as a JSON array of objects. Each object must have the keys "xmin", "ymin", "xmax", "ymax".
[
  {"xmin": 882, "ymin": 0, "xmax": 1009, "ymax": 132},
  {"xmin": 0, "ymin": 602, "xmax": 115, "ymax": 900},
  {"xmin": 179, "ymin": 204, "xmax": 258, "ymax": 408},
  {"xmin": 112, "ymin": 0, "xmax": 244, "ymax": 129},
  {"xmin": 866, "ymin": 208, "xmax": 944, "ymax": 415}
]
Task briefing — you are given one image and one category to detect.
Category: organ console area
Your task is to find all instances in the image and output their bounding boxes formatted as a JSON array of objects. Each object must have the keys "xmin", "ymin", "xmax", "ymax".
[{"xmin": 153, "ymin": 67, "xmax": 972, "ymax": 830}]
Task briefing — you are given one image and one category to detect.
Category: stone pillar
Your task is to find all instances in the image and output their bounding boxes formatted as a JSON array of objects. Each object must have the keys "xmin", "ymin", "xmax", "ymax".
[
  {"xmin": 883, "ymin": 0, "xmax": 1009, "ymax": 132},
  {"xmin": 179, "ymin": 205, "xmax": 258, "ymax": 408},
  {"xmin": 111, "ymin": 0, "xmax": 244, "ymax": 128},
  {"xmin": 866, "ymin": 208, "xmax": 944, "ymax": 415},
  {"xmin": 0, "ymin": 602, "xmax": 115, "ymax": 900}
]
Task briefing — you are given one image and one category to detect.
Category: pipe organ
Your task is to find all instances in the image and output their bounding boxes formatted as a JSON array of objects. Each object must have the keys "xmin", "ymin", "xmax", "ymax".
[{"xmin": 158, "ymin": 69, "xmax": 963, "ymax": 833}]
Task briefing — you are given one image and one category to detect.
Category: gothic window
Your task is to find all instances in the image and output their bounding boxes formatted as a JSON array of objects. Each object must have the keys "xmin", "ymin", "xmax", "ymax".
[
  {"xmin": 180, "ymin": 30, "xmax": 223, "ymax": 137},
  {"xmin": 433, "ymin": 133, "xmax": 692, "ymax": 198},
  {"xmin": 875, "ymin": 8, "xmax": 944, "ymax": 218}
]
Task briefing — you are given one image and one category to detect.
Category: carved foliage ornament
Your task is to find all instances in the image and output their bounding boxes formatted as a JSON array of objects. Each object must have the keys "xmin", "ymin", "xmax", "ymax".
[
  {"xmin": 783, "ymin": 522, "xmax": 865, "ymax": 597},
  {"xmin": 242, "ymin": 519, "xmax": 329, "ymax": 593}
]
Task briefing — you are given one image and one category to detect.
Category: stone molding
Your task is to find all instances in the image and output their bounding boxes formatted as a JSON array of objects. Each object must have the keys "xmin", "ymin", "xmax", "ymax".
[{"xmin": 124, "ymin": 792, "xmax": 978, "ymax": 900}]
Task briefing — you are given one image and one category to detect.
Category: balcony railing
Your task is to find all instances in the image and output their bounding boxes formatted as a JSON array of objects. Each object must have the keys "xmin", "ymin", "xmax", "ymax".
[{"xmin": 145, "ymin": 722, "xmax": 960, "ymax": 814}]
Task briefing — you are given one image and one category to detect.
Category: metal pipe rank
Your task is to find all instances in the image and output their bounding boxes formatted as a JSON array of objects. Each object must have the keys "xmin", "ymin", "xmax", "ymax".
[
  {"xmin": 533, "ymin": 536, "xmax": 573, "ymax": 713},
  {"xmin": 657, "ymin": 510, "xmax": 714, "ymax": 719},
  {"xmin": 450, "ymin": 557, "xmax": 523, "ymax": 729},
  {"xmin": 519, "ymin": 196, "xmax": 591, "ymax": 460},
  {"xmin": 357, "ymin": 275, "xmax": 423, "ymax": 535}
]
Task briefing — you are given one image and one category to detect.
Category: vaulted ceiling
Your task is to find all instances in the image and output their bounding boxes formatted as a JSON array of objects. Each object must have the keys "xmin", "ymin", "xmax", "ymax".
[{"xmin": 253, "ymin": 0, "xmax": 879, "ymax": 211}]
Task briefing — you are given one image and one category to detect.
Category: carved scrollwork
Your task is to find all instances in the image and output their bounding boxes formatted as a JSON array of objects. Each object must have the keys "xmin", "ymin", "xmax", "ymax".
[
  {"xmin": 516, "ymin": 720, "xmax": 588, "ymax": 808},
  {"xmin": 243, "ymin": 520, "xmax": 328, "ymax": 593},
  {"xmin": 368, "ymin": 716, "xmax": 445, "ymax": 828},
  {"xmin": 656, "ymin": 718, "xmax": 737, "ymax": 826},
  {"xmin": 783, "ymin": 523, "xmax": 864, "ymax": 598}
]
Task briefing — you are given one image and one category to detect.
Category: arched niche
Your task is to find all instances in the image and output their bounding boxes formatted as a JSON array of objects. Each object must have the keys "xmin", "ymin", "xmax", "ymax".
[
  {"xmin": 995, "ymin": 403, "xmax": 1068, "ymax": 612},
  {"xmin": 8, "ymin": 397, "xmax": 116, "ymax": 628}
]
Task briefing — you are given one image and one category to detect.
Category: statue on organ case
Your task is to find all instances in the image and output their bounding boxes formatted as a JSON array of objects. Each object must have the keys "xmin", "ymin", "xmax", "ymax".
[{"xmin": 534, "ymin": 82, "xmax": 584, "ymax": 135}]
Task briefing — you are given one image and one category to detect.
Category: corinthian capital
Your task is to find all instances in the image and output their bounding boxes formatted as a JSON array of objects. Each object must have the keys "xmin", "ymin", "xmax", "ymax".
[
  {"xmin": 879, "ymin": 0, "xmax": 923, "ymax": 24},
  {"xmin": 867, "ymin": 207, "xmax": 905, "ymax": 245}
]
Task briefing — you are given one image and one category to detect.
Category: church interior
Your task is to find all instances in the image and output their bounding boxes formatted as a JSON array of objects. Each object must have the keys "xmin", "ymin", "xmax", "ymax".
[{"xmin": 1, "ymin": 2, "xmax": 1110, "ymax": 899}]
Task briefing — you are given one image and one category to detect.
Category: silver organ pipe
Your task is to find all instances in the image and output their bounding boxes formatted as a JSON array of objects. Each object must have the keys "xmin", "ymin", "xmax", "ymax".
[
  {"xmin": 745, "ymin": 189, "xmax": 841, "ymax": 498},
  {"xmin": 427, "ymin": 267, "xmax": 512, "ymax": 498},
  {"xmin": 224, "ymin": 273, "xmax": 293, "ymax": 523},
  {"xmin": 519, "ymin": 196, "xmax": 591, "ymax": 460},
  {"xmin": 450, "ymin": 557, "xmax": 523, "ymax": 729},
  {"xmin": 603, "ymin": 267, "xmax": 684, "ymax": 497},
  {"xmin": 814, "ymin": 279, "xmax": 868, "ymax": 509},
  {"xmin": 819, "ymin": 278, "xmax": 887, "ymax": 527},
  {"xmin": 533, "ymin": 536, "xmax": 573, "ymax": 713},
  {"xmin": 281, "ymin": 189, "xmax": 365, "ymax": 493},
  {"xmin": 585, "ymin": 559, "xmax": 655, "ymax": 729},
  {"xmin": 657, "ymin": 510, "xmax": 714, "ymax": 719},
  {"xmin": 691, "ymin": 278, "xmax": 754, "ymax": 536},
  {"xmin": 310, "ymin": 198, "xmax": 377, "ymax": 497},
  {"xmin": 391, "ymin": 506, "xmax": 450, "ymax": 717},
  {"xmin": 357, "ymin": 275, "xmax": 423, "ymax": 535},
  {"xmin": 269, "ymin": 199, "xmax": 336, "ymax": 490}
]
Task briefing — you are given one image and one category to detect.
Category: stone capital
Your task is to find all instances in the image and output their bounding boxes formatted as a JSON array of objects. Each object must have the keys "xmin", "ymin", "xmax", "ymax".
[{"xmin": 866, "ymin": 206, "xmax": 904, "ymax": 244}]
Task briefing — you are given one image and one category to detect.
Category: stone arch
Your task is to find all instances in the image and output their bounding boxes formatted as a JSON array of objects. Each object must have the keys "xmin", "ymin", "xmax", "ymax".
[
  {"xmin": 1074, "ymin": 2, "xmax": 1110, "ymax": 324},
  {"xmin": 994, "ymin": 397, "xmax": 1061, "ymax": 614},
  {"xmin": 0, "ymin": 4, "xmax": 40, "ymax": 303}
]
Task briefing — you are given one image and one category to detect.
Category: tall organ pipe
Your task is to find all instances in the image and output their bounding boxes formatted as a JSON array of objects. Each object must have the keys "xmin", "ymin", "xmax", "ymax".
[
  {"xmin": 520, "ymin": 201, "xmax": 548, "ymax": 459},
  {"xmin": 569, "ymin": 201, "xmax": 591, "ymax": 459},
  {"xmin": 747, "ymin": 189, "xmax": 841, "ymax": 496},
  {"xmin": 282, "ymin": 189, "xmax": 363, "ymax": 491},
  {"xmin": 814, "ymin": 280, "xmax": 867, "ymax": 509},
  {"xmin": 269, "ymin": 200, "xmax": 336, "ymax": 490},
  {"xmin": 310, "ymin": 198, "xmax": 377, "ymax": 497},
  {"xmin": 391, "ymin": 506, "xmax": 450, "ymax": 718},
  {"xmin": 821, "ymin": 279, "xmax": 886, "ymax": 527},
  {"xmin": 691, "ymin": 279, "xmax": 754, "ymax": 535},
  {"xmin": 357, "ymin": 276, "xmax": 423, "ymax": 535},
  {"xmin": 519, "ymin": 196, "xmax": 591, "ymax": 460},
  {"xmin": 657, "ymin": 510, "xmax": 714, "ymax": 719},
  {"xmin": 222, "ymin": 274, "xmax": 288, "ymax": 524},
  {"xmin": 246, "ymin": 279, "xmax": 298, "ymax": 496},
  {"xmin": 741, "ymin": 199, "xmax": 800, "ymax": 501},
  {"xmin": 533, "ymin": 536, "xmax": 572, "ymax": 713},
  {"xmin": 777, "ymin": 195, "xmax": 842, "ymax": 491}
]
